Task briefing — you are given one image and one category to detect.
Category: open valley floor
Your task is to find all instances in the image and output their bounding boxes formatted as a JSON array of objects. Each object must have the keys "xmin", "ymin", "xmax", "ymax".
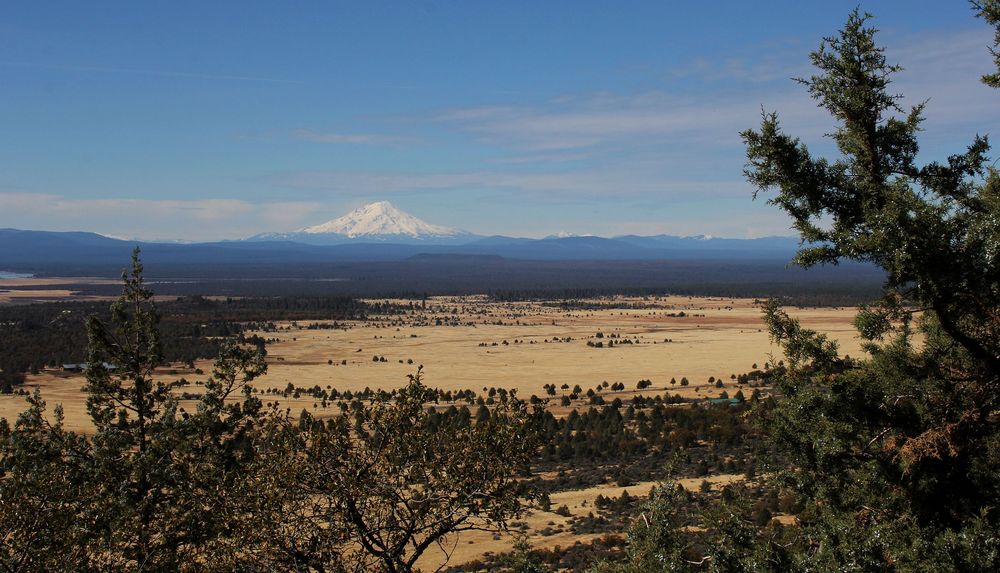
[{"xmin": 0, "ymin": 294, "xmax": 864, "ymax": 569}]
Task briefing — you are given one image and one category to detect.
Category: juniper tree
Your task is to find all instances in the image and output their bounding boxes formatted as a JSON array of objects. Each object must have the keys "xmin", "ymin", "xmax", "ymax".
[
  {"xmin": 0, "ymin": 392, "xmax": 93, "ymax": 571},
  {"xmin": 589, "ymin": 7, "xmax": 1000, "ymax": 572},
  {"xmin": 587, "ymin": 482, "xmax": 694, "ymax": 573},
  {"xmin": 81, "ymin": 248, "xmax": 176, "ymax": 568},
  {"xmin": 1, "ymin": 249, "xmax": 280, "ymax": 572},
  {"xmin": 733, "ymin": 7, "xmax": 1000, "ymax": 571}
]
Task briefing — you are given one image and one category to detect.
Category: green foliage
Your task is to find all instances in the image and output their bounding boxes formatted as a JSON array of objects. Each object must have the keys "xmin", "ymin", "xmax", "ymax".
[
  {"xmin": 761, "ymin": 299, "xmax": 840, "ymax": 371},
  {"xmin": 507, "ymin": 534, "xmax": 546, "ymax": 573},
  {"xmin": 588, "ymin": 482, "xmax": 692, "ymax": 573},
  {"xmin": 0, "ymin": 392, "xmax": 92, "ymax": 570}
]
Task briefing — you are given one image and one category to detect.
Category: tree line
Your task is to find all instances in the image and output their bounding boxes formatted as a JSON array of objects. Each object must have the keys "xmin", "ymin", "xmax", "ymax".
[{"xmin": 0, "ymin": 294, "xmax": 377, "ymax": 378}]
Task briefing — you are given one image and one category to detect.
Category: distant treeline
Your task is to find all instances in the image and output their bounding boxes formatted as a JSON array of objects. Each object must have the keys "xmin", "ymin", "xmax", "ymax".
[
  {"xmin": 490, "ymin": 285, "xmax": 880, "ymax": 307},
  {"xmin": 540, "ymin": 300, "xmax": 667, "ymax": 310},
  {"xmin": 0, "ymin": 295, "xmax": 375, "ymax": 377},
  {"xmin": 16, "ymin": 257, "xmax": 885, "ymax": 302}
]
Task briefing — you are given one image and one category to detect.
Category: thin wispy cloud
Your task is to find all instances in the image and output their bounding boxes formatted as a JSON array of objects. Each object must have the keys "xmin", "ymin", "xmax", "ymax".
[
  {"xmin": 424, "ymin": 27, "xmax": 995, "ymax": 156},
  {"xmin": 0, "ymin": 62, "xmax": 303, "ymax": 84},
  {"xmin": 0, "ymin": 193, "xmax": 323, "ymax": 241},
  {"xmin": 489, "ymin": 151, "xmax": 593, "ymax": 165},
  {"xmin": 291, "ymin": 128, "xmax": 415, "ymax": 145},
  {"xmin": 609, "ymin": 209, "xmax": 796, "ymax": 239},
  {"xmin": 668, "ymin": 53, "xmax": 811, "ymax": 84},
  {"xmin": 886, "ymin": 28, "xmax": 999, "ymax": 142},
  {"xmin": 430, "ymin": 91, "xmax": 831, "ymax": 152},
  {"xmin": 269, "ymin": 167, "xmax": 751, "ymax": 200}
]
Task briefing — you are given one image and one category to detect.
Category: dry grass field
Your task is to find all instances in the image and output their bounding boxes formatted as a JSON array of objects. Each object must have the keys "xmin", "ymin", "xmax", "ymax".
[
  {"xmin": 416, "ymin": 473, "xmax": 749, "ymax": 568},
  {"xmin": 0, "ymin": 277, "xmax": 120, "ymax": 303},
  {"xmin": 256, "ymin": 295, "xmax": 862, "ymax": 398},
  {"xmin": 0, "ymin": 295, "xmax": 863, "ymax": 431},
  {"xmin": 0, "ymin": 294, "xmax": 863, "ymax": 568}
]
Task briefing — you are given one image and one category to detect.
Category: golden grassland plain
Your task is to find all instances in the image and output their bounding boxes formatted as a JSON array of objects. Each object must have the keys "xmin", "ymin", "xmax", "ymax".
[
  {"xmin": 0, "ymin": 295, "xmax": 864, "ymax": 430},
  {"xmin": 0, "ymin": 276, "xmax": 216, "ymax": 304},
  {"xmin": 0, "ymin": 294, "xmax": 863, "ymax": 568},
  {"xmin": 0, "ymin": 277, "xmax": 121, "ymax": 303}
]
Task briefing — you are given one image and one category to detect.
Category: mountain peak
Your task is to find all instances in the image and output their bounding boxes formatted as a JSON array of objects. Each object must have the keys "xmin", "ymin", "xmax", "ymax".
[
  {"xmin": 544, "ymin": 231, "xmax": 596, "ymax": 239},
  {"xmin": 299, "ymin": 201, "xmax": 463, "ymax": 239}
]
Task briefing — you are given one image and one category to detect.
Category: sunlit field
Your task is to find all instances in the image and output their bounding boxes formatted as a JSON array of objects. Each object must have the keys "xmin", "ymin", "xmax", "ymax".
[{"xmin": 0, "ymin": 295, "xmax": 863, "ymax": 432}]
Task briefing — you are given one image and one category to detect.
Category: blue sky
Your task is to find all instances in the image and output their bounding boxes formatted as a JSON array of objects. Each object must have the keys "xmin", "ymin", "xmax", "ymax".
[{"xmin": 0, "ymin": 1, "xmax": 996, "ymax": 240}]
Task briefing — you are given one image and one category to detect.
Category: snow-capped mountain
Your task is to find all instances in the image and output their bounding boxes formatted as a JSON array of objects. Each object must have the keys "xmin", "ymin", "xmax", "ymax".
[
  {"xmin": 249, "ymin": 201, "xmax": 477, "ymax": 245},
  {"xmin": 544, "ymin": 231, "xmax": 596, "ymax": 239},
  {"xmin": 240, "ymin": 200, "xmax": 803, "ymax": 253},
  {"xmin": 301, "ymin": 201, "xmax": 460, "ymax": 238}
]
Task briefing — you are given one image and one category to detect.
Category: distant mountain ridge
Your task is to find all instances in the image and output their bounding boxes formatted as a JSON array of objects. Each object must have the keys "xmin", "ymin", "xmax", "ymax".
[
  {"xmin": 0, "ymin": 226, "xmax": 806, "ymax": 277},
  {"xmin": 0, "ymin": 202, "xmax": 818, "ymax": 276},
  {"xmin": 612, "ymin": 234, "xmax": 801, "ymax": 251},
  {"xmin": 245, "ymin": 202, "xmax": 801, "ymax": 251},
  {"xmin": 0, "ymin": 227, "xmax": 888, "ymax": 305}
]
